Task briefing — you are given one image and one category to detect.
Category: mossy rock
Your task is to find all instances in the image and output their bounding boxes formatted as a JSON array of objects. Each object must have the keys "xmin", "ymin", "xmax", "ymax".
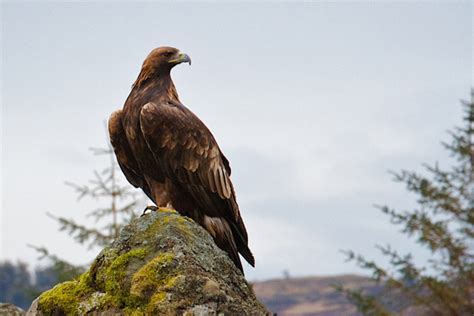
[{"xmin": 27, "ymin": 209, "xmax": 268, "ymax": 315}]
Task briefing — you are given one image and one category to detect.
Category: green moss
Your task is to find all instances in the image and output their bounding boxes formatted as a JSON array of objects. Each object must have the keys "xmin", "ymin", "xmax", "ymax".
[
  {"xmin": 157, "ymin": 207, "xmax": 177, "ymax": 213},
  {"xmin": 100, "ymin": 248, "xmax": 148, "ymax": 307},
  {"xmin": 162, "ymin": 215, "xmax": 194, "ymax": 239},
  {"xmin": 36, "ymin": 213, "xmax": 211, "ymax": 315},
  {"xmin": 38, "ymin": 271, "xmax": 94, "ymax": 315},
  {"xmin": 146, "ymin": 292, "xmax": 168, "ymax": 314},
  {"xmin": 77, "ymin": 292, "xmax": 117, "ymax": 314},
  {"xmin": 91, "ymin": 248, "xmax": 119, "ymax": 289},
  {"xmin": 127, "ymin": 252, "xmax": 185, "ymax": 314},
  {"xmin": 143, "ymin": 218, "xmax": 166, "ymax": 240},
  {"xmin": 150, "ymin": 292, "xmax": 166, "ymax": 304},
  {"xmin": 123, "ymin": 308, "xmax": 147, "ymax": 316},
  {"xmin": 130, "ymin": 252, "xmax": 176, "ymax": 299},
  {"xmin": 141, "ymin": 213, "xmax": 194, "ymax": 243},
  {"xmin": 94, "ymin": 293, "xmax": 116, "ymax": 310},
  {"xmin": 104, "ymin": 248, "xmax": 147, "ymax": 292},
  {"xmin": 164, "ymin": 275, "xmax": 179, "ymax": 288}
]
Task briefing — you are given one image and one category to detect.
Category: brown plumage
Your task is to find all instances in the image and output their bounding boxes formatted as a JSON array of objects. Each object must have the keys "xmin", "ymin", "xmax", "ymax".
[{"xmin": 108, "ymin": 46, "xmax": 254, "ymax": 272}]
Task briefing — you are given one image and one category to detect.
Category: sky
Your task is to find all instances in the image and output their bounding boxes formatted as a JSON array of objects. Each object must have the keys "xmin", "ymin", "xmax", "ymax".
[{"xmin": 1, "ymin": 1, "xmax": 472, "ymax": 281}]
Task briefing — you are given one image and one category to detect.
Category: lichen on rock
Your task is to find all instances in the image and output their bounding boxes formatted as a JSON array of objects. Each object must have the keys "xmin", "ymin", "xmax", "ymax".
[
  {"xmin": 27, "ymin": 208, "xmax": 268, "ymax": 315},
  {"xmin": 0, "ymin": 303, "xmax": 25, "ymax": 316}
]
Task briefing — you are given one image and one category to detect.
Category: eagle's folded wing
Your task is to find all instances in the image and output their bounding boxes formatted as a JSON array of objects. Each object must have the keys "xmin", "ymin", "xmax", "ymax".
[
  {"xmin": 139, "ymin": 101, "xmax": 254, "ymax": 267},
  {"xmin": 108, "ymin": 110, "xmax": 153, "ymax": 200}
]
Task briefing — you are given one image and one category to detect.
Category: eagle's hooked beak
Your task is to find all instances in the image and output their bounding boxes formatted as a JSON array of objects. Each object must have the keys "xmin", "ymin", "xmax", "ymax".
[{"xmin": 170, "ymin": 52, "xmax": 192, "ymax": 66}]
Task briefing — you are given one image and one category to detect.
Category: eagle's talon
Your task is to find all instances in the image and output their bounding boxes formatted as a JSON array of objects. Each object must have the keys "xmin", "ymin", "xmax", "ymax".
[{"xmin": 141, "ymin": 205, "xmax": 158, "ymax": 217}]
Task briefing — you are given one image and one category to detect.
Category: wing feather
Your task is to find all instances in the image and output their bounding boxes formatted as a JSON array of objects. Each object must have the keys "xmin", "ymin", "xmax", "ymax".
[
  {"xmin": 108, "ymin": 110, "xmax": 153, "ymax": 201},
  {"xmin": 139, "ymin": 101, "xmax": 254, "ymax": 267}
]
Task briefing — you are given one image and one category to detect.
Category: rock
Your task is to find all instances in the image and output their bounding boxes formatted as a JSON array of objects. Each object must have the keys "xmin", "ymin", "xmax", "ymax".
[
  {"xmin": 0, "ymin": 303, "xmax": 25, "ymax": 316},
  {"xmin": 27, "ymin": 208, "xmax": 268, "ymax": 315},
  {"xmin": 25, "ymin": 299, "xmax": 38, "ymax": 316}
]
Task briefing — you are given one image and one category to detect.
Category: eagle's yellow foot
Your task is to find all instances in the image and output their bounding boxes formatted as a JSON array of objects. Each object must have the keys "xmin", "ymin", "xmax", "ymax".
[{"xmin": 141, "ymin": 205, "xmax": 158, "ymax": 217}]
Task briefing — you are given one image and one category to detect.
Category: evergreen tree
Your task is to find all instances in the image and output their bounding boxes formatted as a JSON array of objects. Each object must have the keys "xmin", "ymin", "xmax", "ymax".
[
  {"xmin": 29, "ymin": 247, "xmax": 86, "ymax": 291},
  {"xmin": 0, "ymin": 261, "xmax": 35, "ymax": 309},
  {"xmin": 338, "ymin": 91, "xmax": 474, "ymax": 315},
  {"xmin": 29, "ymin": 134, "xmax": 145, "ymax": 290},
  {"xmin": 47, "ymin": 142, "xmax": 142, "ymax": 249}
]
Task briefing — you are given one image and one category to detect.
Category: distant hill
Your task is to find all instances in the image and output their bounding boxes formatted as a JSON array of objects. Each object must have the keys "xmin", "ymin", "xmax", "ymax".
[{"xmin": 252, "ymin": 274, "xmax": 382, "ymax": 316}]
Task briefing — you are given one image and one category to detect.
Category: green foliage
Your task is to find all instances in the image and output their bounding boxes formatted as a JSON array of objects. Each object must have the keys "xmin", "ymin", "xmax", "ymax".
[
  {"xmin": 29, "ymin": 246, "xmax": 86, "ymax": 288},
  {"xmin": 31, "ymin": 137, "xmax": 144, "ymax": 263},
  {"xmin": 0, "ymin": 261, "xmax": 35, "ymax": 309},
  {"xmin": 49, "ymin": 144, "xmax": 141, "ymax": 249},
  {"xmin": 23, "ymin": 135, "xmax": 146, "ymax": 307},
  {"xmin": 340, "ymin": 91, "xmax": 474, "ymax": 316},
  {"xmin": 334, "ymin": 283, "xmax": 391, "ymax": 316},
  {"xmin": 0, "ymin": 258, "xmax": 84, "ymax": 310}
]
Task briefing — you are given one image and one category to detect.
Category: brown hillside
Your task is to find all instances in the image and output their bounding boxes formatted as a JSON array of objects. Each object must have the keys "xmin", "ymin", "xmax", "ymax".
[{"xmin": 253, "ymin": 274, "xmax": 381, "ymax": 316}]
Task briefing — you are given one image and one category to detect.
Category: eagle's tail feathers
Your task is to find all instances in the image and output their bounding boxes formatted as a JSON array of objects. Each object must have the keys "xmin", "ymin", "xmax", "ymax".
[
  {"xmin": 203, "ymin": 215, "xmax": 244, "ymax": 273},
  {"xmin": 229, "ymin": 215, "xmax": 255, "ymax": 267},
  {"xmin": 238, "ymin": 241, "xmax": 255, "ymax": 267}
]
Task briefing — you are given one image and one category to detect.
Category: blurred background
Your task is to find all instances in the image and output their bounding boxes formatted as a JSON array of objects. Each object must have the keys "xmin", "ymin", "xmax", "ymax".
[{"xmin": 1, "ymin": 1, "xmax": 472, "ymax": 315}]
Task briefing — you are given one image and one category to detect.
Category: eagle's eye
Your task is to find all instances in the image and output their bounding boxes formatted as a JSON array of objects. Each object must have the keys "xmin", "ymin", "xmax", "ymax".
[{"xmin": 163, "ymin": 52, "xmax": 174, "ymax": 58}]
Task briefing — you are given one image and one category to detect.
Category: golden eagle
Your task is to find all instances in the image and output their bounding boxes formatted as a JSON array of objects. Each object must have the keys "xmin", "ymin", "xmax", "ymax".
[{"xmin": 108, "ymin": 47, "xmax": 254, "ymax": 272}]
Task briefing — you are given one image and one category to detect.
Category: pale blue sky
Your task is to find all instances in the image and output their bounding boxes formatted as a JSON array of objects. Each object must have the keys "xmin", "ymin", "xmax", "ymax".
[{"xmin": 1, "ymin": 1, "xmax": 472, "ymax": 280}]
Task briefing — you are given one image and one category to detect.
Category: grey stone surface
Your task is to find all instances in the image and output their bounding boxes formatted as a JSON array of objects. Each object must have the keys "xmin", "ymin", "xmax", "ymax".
[
  {"xmin": 27, "ymin": 209, "xmax": 268, "ymax": 315},
  {"xmin": 0, "ymin": 303, "xmax": 25, "ymax": 316}
]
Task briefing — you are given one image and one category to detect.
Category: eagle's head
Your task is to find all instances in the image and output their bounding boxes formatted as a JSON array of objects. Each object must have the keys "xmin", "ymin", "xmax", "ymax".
[
  {"xmin": 133, "ymin": 46, "xmax": 191, "ymax": 88},
  {"xmin": 142, "ymin": 46, "xmax": 191, "ymax": 73}
]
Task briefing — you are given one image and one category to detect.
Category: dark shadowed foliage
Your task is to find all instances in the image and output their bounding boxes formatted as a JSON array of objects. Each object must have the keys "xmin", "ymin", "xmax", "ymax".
[
  {"xmin": 0, "ymin": 259, "xmax": 85, "ymax": 310},
  {"xmin": 0, "ymin": 261, "xmax": 34, "ymax": 309}
]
